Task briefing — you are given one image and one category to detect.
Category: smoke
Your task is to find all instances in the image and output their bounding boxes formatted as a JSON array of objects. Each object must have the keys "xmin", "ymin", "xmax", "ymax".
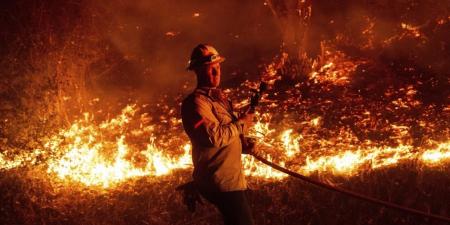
[
  {"xmin": 0, "ymin": 0, "xmax": 283, "ymax": 147},
  {"xmin": 84, "ymin": 0, "xmax": 282, "ymax": 101},
  {"xmin": 1, "ymin": 0, "xmax": 448, "ymax": 145}
]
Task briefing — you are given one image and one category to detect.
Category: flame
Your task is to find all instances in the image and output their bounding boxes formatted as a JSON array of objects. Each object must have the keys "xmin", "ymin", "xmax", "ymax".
[
  {"xmin": 1, "ymin": 100, "xmax": 448, "ymax": 188},
  {"xmin": 0, "ymin": 148, "xmax": 44, "ymax": 170},
  {"xmin": 44, "ymin": 105, "xmax": 193, "ymax": 188},
  {"xmin": 309, "ymin": 47, "xmax": 366, "ymax": 85},
  {"xmin": 421, "ymin": 142, "xmax": 450, "ymax": 164},
  {"xmin": 302, "ymin": 151, "xmax": 363, "ymax": 175},
  {"xmin": 0, "ymin": 153, "xmax": 23, "ymax": 170},
  {"xmin": 281, "ymin": 129, "xmax": 301, "ymax": 157},
  {"xmin": 301, "ymin": 142, "xmax": 450, "ymax": 176},
  {"xmin": 301, "ymin": 145, "xmax": 413, "ymax": 175},
  {"xmin": 1, "ymin": 43, "xmax": 449, "ymax": 188},
  {"xmin": 243, "ymin": 154, "xmax": 287, "ymax": 179}
]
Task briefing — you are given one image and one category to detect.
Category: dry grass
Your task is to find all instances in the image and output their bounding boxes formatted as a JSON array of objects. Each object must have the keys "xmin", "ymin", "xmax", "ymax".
[{"xmin": 0, "ymin": 163, "xmax": 449, "ymax": 225}]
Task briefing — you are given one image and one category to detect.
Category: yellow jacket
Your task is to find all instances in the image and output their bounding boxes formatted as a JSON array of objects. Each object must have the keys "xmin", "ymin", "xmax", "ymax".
[{"xmin": 181, "ymin": 87, "xmax": 247, "ymax": 192}]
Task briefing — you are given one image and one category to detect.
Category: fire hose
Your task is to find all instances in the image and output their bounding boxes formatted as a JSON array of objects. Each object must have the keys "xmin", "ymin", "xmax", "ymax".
[
  {"xmin": 249, "ymin": 151, "xmax": 450, "ymax": 224},
  {"xmin": 179, "ymin": 81, "xmax": 449, "ymax": 223},
  {"xmin": 241, "ymin": 81, "xmax": 450, "ymax": 223}
]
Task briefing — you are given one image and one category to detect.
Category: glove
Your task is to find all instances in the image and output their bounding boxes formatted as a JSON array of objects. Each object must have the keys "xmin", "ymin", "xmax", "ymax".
[{"xmin": 241, "ymin": 136, "xmax": 256, "ymax": 154}]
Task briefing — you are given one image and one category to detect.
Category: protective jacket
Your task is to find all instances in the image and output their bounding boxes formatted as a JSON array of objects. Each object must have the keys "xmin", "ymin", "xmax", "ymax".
[{"xmin": 181, "ymin": 87, "xmax": 247, "ymax": 192}]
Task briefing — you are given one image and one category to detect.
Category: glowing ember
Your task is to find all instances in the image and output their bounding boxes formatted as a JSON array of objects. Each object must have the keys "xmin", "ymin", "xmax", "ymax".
[
  {"xmin": 401, "ymin": 23, "xmax": 422, "ymax": 37},
  {"xmin": 165, "ymin": 31, "xmax": 179, "ymax": 37}
]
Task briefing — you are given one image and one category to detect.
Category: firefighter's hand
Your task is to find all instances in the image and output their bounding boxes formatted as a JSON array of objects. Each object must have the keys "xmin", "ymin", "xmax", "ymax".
[{"xmin": 242, "ymin": 137, "xmax": 256, "ymax": 154}]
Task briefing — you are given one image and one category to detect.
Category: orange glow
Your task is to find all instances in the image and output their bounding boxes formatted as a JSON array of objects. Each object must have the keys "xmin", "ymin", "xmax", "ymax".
[
  {"xmin": 1, "ymin": 104, "xmax": 448, "ymax": 187},
  {"xmin": 0, "ymin": 47, "xmax": 448, "ymax": 188}
]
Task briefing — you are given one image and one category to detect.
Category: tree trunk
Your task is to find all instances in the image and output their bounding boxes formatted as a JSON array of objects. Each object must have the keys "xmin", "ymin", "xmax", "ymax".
[{"xmin": 266, "ymin": 0, "xmax": 312, "ymax": 59}]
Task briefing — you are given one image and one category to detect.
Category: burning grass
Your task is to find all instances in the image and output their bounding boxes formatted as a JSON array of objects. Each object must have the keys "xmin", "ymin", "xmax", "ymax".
[
  {"xmin": 1, "ymin": 42, "xmax": 449, "ymax": 224},
  {"xmin": 1, "ymin": 162, "xmax": 449, "ymax": 225}
]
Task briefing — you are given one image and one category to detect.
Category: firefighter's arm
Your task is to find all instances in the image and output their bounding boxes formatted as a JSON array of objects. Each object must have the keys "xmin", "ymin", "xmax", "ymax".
[{"xmin": 192, "ymin": 97, "xmax": 245, "ymax": 148}]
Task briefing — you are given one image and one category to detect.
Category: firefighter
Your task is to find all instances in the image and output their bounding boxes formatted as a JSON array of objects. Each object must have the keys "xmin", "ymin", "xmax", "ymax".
[{"xmin": 181, "ymin": 44, "xmax": 255, "ymax": 225}]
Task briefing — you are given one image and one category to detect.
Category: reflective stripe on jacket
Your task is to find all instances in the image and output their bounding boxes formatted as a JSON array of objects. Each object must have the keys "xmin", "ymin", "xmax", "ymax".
[{"xmin": 181, "ymin": 87, "xmax": 247, "ymax": 192}]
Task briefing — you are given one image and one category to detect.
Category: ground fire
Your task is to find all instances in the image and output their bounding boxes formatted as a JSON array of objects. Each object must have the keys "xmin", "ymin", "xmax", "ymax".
[{"xmin": 0, "ymin": 1, "xmax": 449, "ymax": 225}]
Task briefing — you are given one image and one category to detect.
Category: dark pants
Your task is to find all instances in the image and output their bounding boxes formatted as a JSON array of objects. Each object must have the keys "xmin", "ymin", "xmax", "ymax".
[{"xmin": 200, "ymin": 190, "xmax": 254, "ymax": 225}]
